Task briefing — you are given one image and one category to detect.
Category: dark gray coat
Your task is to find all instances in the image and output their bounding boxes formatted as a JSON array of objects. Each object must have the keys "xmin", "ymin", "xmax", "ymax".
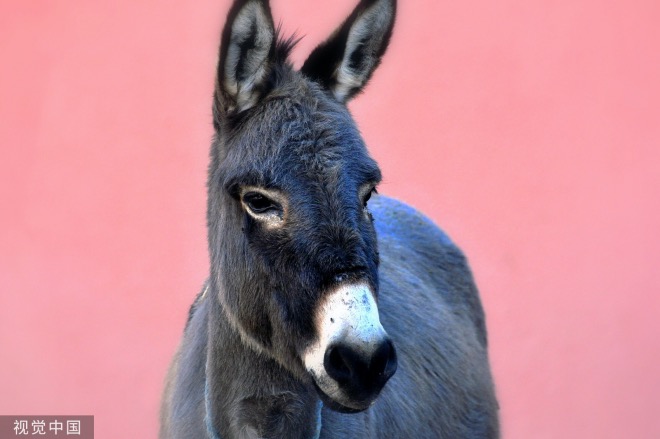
[
  {"xmin": 161, "ymin": 197, "xmax": 498, "ymax": 438},
  {"xmin": 160, "ymin": 0, "xmax": 499, "ymax": 437}
]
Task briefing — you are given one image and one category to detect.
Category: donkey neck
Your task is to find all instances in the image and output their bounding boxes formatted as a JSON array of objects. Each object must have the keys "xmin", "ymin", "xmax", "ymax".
[{"xmin": 204, "ymin": 284, "xmax": 323, "ymax": 439}]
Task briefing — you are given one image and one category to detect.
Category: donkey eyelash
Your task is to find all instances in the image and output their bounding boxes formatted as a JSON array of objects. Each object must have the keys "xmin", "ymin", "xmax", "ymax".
[
  {"xmin": 362, "ymin": 186, "xmax": 378, "ymax": 206},
  {"xmin": 242, "ymin": 192, "xmax": 282, "ymax": 215}
]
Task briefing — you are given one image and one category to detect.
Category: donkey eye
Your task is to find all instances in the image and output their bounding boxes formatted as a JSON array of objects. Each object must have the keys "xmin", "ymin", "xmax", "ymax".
[
  {"xmin": 363, "ymin": 187, "xmax": 377, "ymax": 207},
  {"xmin": 242, "ymin": 192, "xmax": 280, "ymax": 215}
]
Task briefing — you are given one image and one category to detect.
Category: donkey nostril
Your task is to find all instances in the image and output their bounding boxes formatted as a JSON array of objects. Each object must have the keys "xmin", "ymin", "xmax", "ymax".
[
  {"xmin": 324, "ymin": 345, "xmax": 353, "ymax": 383},
  {"xmin": 371, "ymin": 339, "xmax": 397, "ymax": 382},
  {"xmin": 324, "ymin": 340, "xmax": 397, "ymax": 388}
]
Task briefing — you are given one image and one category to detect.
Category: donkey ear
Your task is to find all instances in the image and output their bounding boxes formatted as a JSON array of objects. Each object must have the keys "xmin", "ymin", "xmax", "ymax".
[
  {"xmin": 215, "ymin": 0, "xmax": 276, "ymax": 116},
  {"xmin": 301, "ymin": 0, "xmax": 396, "ymax": 103}
]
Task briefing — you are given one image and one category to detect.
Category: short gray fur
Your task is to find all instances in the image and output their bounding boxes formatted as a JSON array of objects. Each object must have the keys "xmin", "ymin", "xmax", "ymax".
[
  {"xmin": 160, "ymin": 1, "xmax": 499, "ymax": 437},
  {"xmin": 161, "ymin": 197, "xmax": 499, "ymax": 439}
]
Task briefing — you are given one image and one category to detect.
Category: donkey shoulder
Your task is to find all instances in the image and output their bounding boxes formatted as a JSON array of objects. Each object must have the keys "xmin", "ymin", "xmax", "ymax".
[{"xmin": 370, "ymin": 195, "xmax": 488, "ymax": 347}]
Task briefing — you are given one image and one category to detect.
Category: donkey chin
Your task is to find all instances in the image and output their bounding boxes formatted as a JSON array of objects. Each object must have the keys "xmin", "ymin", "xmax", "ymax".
[{"xmin": 302, "ymin": 282, "xmax": 398, "ymax": 413}]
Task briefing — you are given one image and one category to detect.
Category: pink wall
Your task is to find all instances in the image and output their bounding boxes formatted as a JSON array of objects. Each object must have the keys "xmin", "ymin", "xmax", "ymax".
[{"xmin": 2, "ymin": 1, "xmax": 659, "ymax": 437}]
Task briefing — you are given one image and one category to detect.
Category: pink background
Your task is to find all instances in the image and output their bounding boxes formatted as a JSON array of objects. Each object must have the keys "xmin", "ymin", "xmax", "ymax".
[{"xmin": 2, "ymin": 0, "xmax": 659, "ymax": 437}]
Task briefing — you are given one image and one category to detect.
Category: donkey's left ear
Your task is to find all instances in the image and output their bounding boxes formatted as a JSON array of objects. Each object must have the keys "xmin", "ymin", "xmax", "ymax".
[
  {"xmin": 301, "ymin": 0, "xmax": 396, "ymax": 103},
  {"xmin": 215, "ymin": 0, "xmax": 276, "ymax": 116}
]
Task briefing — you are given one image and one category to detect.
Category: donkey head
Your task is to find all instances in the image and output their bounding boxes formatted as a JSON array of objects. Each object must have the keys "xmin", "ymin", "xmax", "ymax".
[{"xmin": 208, "ymin": 0, "xmax": 397, "ymax": 413}]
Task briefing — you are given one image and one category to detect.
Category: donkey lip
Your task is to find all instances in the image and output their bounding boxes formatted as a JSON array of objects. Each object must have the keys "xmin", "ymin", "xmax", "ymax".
[{"xmin": 311, "ymin": 381, "xmax": 373, "ymax": 414}]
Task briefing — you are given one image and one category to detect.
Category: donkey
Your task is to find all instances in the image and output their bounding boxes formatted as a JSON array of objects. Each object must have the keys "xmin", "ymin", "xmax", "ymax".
[{"xmin": 160, "ymin": 0, "xmax": 499, "ymax": 437}]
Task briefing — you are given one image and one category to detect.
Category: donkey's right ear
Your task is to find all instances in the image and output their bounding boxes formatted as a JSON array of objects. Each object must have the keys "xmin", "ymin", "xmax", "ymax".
[{"xmin": 214, "ymin": 0, "xmax": 276, "ymax": 118}]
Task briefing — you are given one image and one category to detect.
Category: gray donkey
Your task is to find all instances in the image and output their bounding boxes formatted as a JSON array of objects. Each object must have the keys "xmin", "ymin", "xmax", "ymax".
[{"xmin": 160, "ymin": 0, "xmax": 499, "ymax": 437}]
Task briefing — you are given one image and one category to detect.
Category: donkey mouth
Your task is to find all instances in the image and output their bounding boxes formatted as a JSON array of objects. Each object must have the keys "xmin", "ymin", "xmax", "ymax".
[{"xmin": 311, "ymin": 381, "xmax": 374, "ymax": 414}]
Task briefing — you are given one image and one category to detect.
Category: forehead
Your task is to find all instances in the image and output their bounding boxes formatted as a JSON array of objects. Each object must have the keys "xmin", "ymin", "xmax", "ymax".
[{"xmin": 222, "ymin": 77, "xmax": 381, "ymax": 189}]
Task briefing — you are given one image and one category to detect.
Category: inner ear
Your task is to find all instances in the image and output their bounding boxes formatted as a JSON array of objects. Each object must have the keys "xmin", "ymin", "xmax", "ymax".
[
  {"xmin": 216, "ymin": 0, "xmax": 276, "ymax": 115},
  {"xmin": 301, "ymin": 0, "xmax": 396, "ymax": 103}
]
